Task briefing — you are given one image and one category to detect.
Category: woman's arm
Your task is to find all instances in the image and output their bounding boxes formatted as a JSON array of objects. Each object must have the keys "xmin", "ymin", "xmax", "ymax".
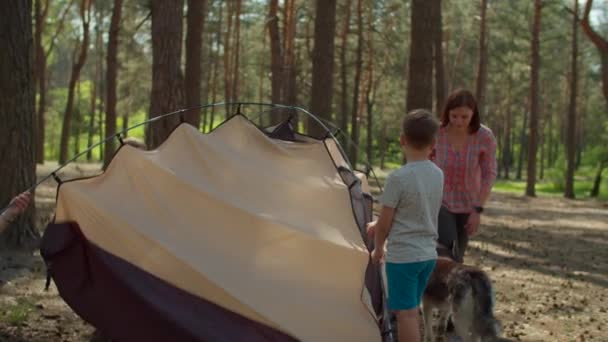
[{"xmin": 479, "ymin": 130, "xmax": 498, "ymax": 206}]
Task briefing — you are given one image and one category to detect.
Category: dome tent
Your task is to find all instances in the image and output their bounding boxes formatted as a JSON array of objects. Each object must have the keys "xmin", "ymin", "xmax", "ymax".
[{"xmin": 40, "ymin": 103, "xmax": 393, "ymax": 342}]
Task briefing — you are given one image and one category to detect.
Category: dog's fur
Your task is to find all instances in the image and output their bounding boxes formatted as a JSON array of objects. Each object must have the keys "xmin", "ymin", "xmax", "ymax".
[{"xmin": 422, "ymin": 250, "xmax": 505, "ymax": 342}]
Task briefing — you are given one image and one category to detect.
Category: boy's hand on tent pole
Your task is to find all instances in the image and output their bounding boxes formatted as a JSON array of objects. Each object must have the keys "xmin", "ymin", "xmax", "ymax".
[{"xmin": 370, "ymin": 248, "xmax": 384, "ymax": 264}]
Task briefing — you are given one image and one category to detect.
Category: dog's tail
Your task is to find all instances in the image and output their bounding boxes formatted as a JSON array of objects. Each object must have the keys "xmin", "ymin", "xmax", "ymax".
[{"xmin": 448, "ymin": 267, "xmax": 501, "ymax": 338}]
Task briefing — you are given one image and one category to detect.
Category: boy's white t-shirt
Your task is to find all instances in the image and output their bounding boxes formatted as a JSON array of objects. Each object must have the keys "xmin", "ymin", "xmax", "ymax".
[{"xmin": 379, "ymin": 160, "xmax": 444, "ymax": 263}]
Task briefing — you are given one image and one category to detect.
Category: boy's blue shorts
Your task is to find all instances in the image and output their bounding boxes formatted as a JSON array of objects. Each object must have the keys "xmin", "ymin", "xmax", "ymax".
[{"xmin": 385, "ymin": 260, "xmax": 436, "ymax": 311}]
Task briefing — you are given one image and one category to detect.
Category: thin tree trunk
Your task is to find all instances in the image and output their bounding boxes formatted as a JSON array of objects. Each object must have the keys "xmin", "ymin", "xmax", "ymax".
[
  {"xmin": 74, "ymin": 82, "xmax": 81, "ymax": 156},
  {"xmin": 503, "ymin": 67, "xmax": 513, "ymax": 179},
  {"xmin": 147, "ymin": 0, "xmax": 185, "ymax": 149},
  {"xmin": 565, "ymin": 0, "xmax": 578, "ymax": 199},
  {"xmin": 517, "ymin": 109, "xmax": 528, "ymax": 181},
  {"xmin": 348, "ymin": 0, "xmax": 364, "ymax": 166},
  {"xmin": 231, "ymin": 0, "xmax": 241, "ymax": 104},
  {"xmin": 0, "ymin": 0, "xmax": 39, "ymax": 247},
  {"xmin": 475, "ymin": 0, "xmax": 488, "ymax": 116},
  {"xmin": 104, "ymin": 0, "xmax": 122, "ymax": 166},
  {"xmin": 590, "ymin": 160, "xmax": 606, "ymax": 197},
  {"xmin": 34, "ymin": 0, "xmax": 50, "ymax": 164},
  {"xmin": 184, "ymin": 0, "xmax": 207, "ymax": 128},
  {"xmin": 309, "ymin": 0, "xmax": 337, "ymax": 137},
  {"xmin": 283, "ymin": 0, "xmax": 297, "ymax": 107},
  {"xmin": 209, "ymin": 2, "xmax": 223, "ymax": 131},
  {"xmin": 268, "ymin": 0, "xmax": 282, "ymax": 123},
  {"xmin": 406, "ymin": 0, "xmax": 433, "ymax": 112},
  {"xmin": 339, "ymin": 0, "xmax": 351, "ymax": 144},
  {"xmin": 223, "ymin": 1, "xmax": 233, "ymax": 118},
  {"xmin": 87, "ymin": 10, "xmax": 102, "ymax": 162},
  {"xmin": 59, "ymin": 0, "xmax": 92, "ymax": 164},
  {"xmin": 379, "ymin": 121, "xmax": 387, "ymax": 169},
  {"xmin": 433, "ymin": 0, "xmax": 446, "ymax": 113},
  {"xmin": 525, "ymin": 0, "xmax": 541, "ymax": 196}
]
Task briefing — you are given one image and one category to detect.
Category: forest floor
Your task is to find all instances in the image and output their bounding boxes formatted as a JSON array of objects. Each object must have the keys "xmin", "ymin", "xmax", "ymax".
[{"xmin": 0, "ymin": 162, "xmax": 607, "ymax": 341}]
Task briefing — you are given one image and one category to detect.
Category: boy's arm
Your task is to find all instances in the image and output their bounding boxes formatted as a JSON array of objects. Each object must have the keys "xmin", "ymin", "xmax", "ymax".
[{"xmin": 370, "ymin": 205, "xmax": 396, "ymax": 263}]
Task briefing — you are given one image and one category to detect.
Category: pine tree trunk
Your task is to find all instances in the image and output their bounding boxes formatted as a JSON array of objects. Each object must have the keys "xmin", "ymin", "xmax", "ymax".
[
  {"xmin": 365, "ymin": 8, "xmax": 375, "ymax": 166},
  {"xmin": 406, "ymin": 0, "xmax": 433, "ymax": 112},
  {"xmin": 283, "ymin": 0, "xmax": 297, "ymax": 107},
  {"xmin": 339, "ymin": 0, "xmax": 351, "ymax": 144},
  {"xmin": 565, "ymin": 0, "xmax": 578, "ymax": 199},
  {"xmin": 517, "ymin": 109, "xmax": 528, "ymax": 181},
  {"xmin": 268, "ymin": 0, "xmax": 282, "ymax": 123},
  {"xmin": 590, "ymin": 160, "xmax": 606, "ymax": 197},
  {"xmin": 59, "ymin": 0, "xmax": 91, "ymax": 164},
  {"xmin": 147, "ymin": 0, "xmax": 185, "ymax": 149},
  {"xmin": 503, "ymin": 67, "xmax": 513, "ymax": 179},
  {"xmin": 209, "ymin": 2, "xmax": 223, "ymax": 132},
  {"xmin": 475, "ymin": 0, "xmax": 488, "ymax": 116},
  {"xmin": 433, "ymin": 0, "xmax": 446, "ymax": 113},
  {"xmin": 34, "ymin": 0, "xmax": 49, "ymax": 164},
  {"xmin": 0, "ymin": 0, "xmax": 39, "ymax": 248},
  {"xmin": 231, "ymin": 0, "xmax": 241, "ymax": 105},
  {"xmin": 525, "ymin": 0, "xmax": 541, "ymax": 197},
  {"xmin": 88, "ymin": 8, "xmax": 102, "ymax": 162},
  {"xmin": 348, "ymin": 0, "xmax": 363, "ymax": 166},
  {"xmin": 184, "ymin": 0, "xmax": 207, "ymax": 128},
  {"xmin": 104, "ymin": 0, "xmax": 122, "ymax": 165},
  {"xmin": 223, "ymin": 1, "xmax": 233, "ymax": 118},
  {"xmin": 309, "ymin": 0, "xmax": 337, "ymax": 137}
]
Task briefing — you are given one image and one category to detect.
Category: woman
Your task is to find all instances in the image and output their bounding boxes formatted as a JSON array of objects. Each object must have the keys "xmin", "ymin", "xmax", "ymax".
[
  {"xmin": 431, "ymin": 89, "xmax": 497, "ymax": 263},
  {"xmin": 0, "ymin": 192, "xmax": 32, "ymax": 233}
]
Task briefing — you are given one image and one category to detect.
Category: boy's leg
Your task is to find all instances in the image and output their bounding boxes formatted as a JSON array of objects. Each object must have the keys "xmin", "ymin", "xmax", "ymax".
[
  {"xmin": 386, "ymin": 262, "xmax": 429, "ymax": 342},
  {"xmin": 397, "ymin": 308, "xmax": 420, "ymax": 342}
]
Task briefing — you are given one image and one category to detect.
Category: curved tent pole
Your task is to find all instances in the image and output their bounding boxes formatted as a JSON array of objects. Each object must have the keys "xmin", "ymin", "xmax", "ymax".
[{"xmin": 2, "ymin": 101, "xmax": 383, "ymax": 210}]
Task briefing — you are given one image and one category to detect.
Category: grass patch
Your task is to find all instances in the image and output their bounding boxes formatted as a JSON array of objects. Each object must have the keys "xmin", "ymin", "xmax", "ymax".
[{"xmin": 0, "ymin": 298, "xmax": 35, "ymax": 326}]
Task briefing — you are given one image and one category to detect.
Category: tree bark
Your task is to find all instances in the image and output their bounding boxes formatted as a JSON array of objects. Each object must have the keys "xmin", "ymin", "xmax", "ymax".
[
  {"xmin": 590, "ymin": 160, "xmax": 606, "ymax": 197},
  {"xmin": 223, "ymin": 1, "xmax": 233, "ymax": 118},
  {"xmin": 525, "ymin": 0, "xmax": 541, "ymax": 197},
  {"xmin": 565, "ymin": 0, "xmax": 578, "ymax": 199},
  {"xmin": 348, "ymin": 0, "xmax": 364, "ymax": 166},
  {"xmin": 104, "ymin": 0, "xmax": 122, "ymax": 166},
  {"xmin": 339, "ymin": 0, "xmax": 352, "ymax": 142},
  {"xmin": 184, "ymin": 0, "xmax": 208, "ymax": 128},
  {"xmin": 147, "ymin": 0, "xmax": 185, "ymax": 149},
  {"xmin": 475, "ymin": 0, "xmax": 488, "ymax": 117},
  {"xmin": 309, "ymin": 0, "xmax": 337, "ymax": 137},
  {"xmin": 34, "ymin": 0, "xmax": 50, "ymax": 164},
  {"xmin": 433, "ymin": 0, "xmax": 446, "ymax": 114},
  {"xmin": 406, "ymin": 0, "xmax": 433, "ymax": 112},
  {"xmin": 59, "ymin": 0, "xmax": 92, "ymax": 164},
  {"xmin": 283, "ymin": 0, "xmax": 297, "ymax": 107},
  {"xmin": 268, "ymin": 0, "xmax": 282, "ymax": 123},
  {"xmin": 231, "ymin": 0, "xmax": 242, "ymax": 105},
  {"xmin": 0, "ymin": 0, "xmax": 38, "ymax": 248}
]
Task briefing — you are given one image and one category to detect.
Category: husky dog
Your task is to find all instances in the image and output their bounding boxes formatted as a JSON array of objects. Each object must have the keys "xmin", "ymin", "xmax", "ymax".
[{"xmin": 422, "ymin": 253, "xmax": 506, "ymax": 342}]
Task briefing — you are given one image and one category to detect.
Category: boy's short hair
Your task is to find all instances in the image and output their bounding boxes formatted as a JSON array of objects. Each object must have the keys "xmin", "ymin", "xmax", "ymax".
[{"xmin": 402, "ymin": 109, "xmax": 439, "ymax": 150}]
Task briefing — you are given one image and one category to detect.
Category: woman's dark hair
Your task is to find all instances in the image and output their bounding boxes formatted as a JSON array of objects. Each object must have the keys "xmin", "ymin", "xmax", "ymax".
[{"xmin": 440, "ymin": 89, "xmax": 481, "ymax": 133}]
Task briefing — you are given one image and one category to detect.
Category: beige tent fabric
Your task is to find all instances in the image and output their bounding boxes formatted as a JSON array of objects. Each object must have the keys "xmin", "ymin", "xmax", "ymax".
[{"xmin": 55, "ymin": 116, "xmax": 380, "ymax": 342}]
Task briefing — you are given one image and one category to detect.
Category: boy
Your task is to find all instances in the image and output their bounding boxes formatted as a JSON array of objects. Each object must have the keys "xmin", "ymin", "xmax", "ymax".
[{"xmin": 367, "ymin": 109, "xmax": 443, "ymax": 342}]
